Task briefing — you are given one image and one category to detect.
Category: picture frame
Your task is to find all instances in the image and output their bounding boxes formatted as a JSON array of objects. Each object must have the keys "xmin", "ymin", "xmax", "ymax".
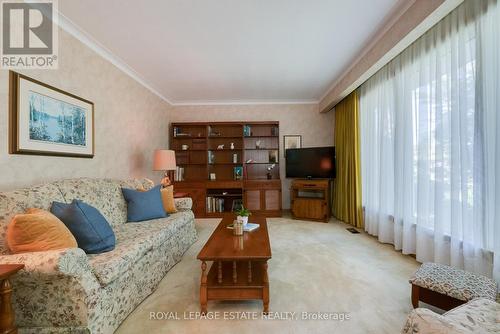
[
  {"xmin": 268, "ymin": 150, "xmax": 278, "ymax": 163},
  {"xmin": 284, "ymin": 135, "xmax": 302, "ymax": 151},
  {"xmin": 233, "ymin": 166, "xmax": 243, "ymax": 180},
  {"xmin": 9, "ymin": 71, "xmax": 95, "ymax": 158}
]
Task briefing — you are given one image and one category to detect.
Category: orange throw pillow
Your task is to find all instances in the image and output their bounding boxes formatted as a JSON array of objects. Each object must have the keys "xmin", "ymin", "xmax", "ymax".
[
  {"xmin": 161, "ymin": 186, "xmax": 177, "ymax": 214},
  {"xmin": 7, "ymin": 208, "xmax": 77, "ymax": 254}
]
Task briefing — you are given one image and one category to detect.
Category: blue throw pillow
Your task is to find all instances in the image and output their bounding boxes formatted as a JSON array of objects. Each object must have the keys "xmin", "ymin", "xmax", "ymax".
[
  {"xmin": 51, "ymin": 200, "xmax": 116, "ymax": 254},
  {"xmin": 121, "ymin": 185, "xmax": 167, "ymax": 222}
]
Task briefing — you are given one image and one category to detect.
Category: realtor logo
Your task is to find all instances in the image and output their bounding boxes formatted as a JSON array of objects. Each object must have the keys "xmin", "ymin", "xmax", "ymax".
[{"xmin": 1, "ymin": 0, "xmax": 58, "ymax": 69}]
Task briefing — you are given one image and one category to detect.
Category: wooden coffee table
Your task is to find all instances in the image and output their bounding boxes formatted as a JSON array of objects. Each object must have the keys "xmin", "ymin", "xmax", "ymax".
[{"xmin": 197, "ymin": 216, "xmax": 272, "ymax": 314}]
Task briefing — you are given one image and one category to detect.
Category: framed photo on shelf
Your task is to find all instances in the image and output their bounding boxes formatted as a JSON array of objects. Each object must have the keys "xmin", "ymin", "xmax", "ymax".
[
  {"xmin": 233, "ymin": 166, "xmax": 243, "ymax": 180},
  {"xmin": 269, "ymin": 150, "xmax": 278, "ymax": 163},
  {"xmin": 9, "ymin": 71, "xmax": 94, "ymax": 158}
]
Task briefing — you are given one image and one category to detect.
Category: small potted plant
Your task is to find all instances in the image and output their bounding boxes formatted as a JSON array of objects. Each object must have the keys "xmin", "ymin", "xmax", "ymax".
[{"xmin": 236, "ymin": 206, "xmax": 251, "ymax": 226}]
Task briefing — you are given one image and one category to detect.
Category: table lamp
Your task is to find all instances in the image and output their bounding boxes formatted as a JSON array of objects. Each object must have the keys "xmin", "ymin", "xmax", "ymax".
[{"xmin": 153, "ymin": 149, "xmax": 176, "ymax": 187}]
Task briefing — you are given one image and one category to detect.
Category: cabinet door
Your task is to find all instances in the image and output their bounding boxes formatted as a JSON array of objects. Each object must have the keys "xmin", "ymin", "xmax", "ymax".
[
  {"xmin": 293, "ymin": 198, "xmax": 324, "ymax": 220},
  {"xmin": 176, "ymin": 188, "xmax": 205, "ymax": 216},
  {"xmin": 245, "ymin": 190, "xmax": 261, "ymax": 211},
  {"xmin": 264, "ymin": 189, "xmax": 280, "ymax": 211},
  {"xmin": 191, "ymin": 189, "xmax": 206, "ymax": 216}
]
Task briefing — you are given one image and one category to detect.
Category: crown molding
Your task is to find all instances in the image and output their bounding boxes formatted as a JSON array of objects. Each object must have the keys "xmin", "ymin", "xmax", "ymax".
[
  {"xmin": 171, "ymin": 99, "xmax": 319, "ymax": 106},
  {"xmin": 56, "ymin": 11, "xmax": 174, "ymax": 105}
]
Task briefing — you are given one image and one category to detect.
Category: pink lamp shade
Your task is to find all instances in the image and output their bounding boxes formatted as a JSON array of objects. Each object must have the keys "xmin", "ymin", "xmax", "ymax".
[{"xmin": 153, "ymin": 150, "xmax": 176, "ymax": 171}]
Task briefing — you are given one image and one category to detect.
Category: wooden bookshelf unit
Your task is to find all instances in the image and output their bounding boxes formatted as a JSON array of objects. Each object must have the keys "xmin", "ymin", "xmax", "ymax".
[{"xmin": 170, "ymin": 122, "xmax": 282, "ymax": 218}]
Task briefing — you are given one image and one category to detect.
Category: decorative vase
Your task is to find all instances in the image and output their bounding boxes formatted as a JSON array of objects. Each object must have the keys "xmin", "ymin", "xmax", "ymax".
[{"xmin": 237, "ymin": 216, "xmax": 248, "ymax": 226}]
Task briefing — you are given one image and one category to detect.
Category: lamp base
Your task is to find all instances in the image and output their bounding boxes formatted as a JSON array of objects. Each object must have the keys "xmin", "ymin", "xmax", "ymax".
[{"xmin": 160, "ymin": 171, "xmax": 175, "ymax": 187}]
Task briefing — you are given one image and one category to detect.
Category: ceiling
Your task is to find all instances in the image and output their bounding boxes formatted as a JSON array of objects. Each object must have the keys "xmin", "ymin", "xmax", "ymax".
[{"xmin": 59, "ymin": 0, "xmax": 402, "ymax": 105}]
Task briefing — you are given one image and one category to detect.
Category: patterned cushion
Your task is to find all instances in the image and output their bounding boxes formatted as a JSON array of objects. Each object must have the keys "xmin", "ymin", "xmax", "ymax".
[
  {"xmin": 88, "ymin": 211, "xmax": 194, "ymax": 286},
  {"xmin": 443, "ymin": 298, "xmax": 500, "ymax": 333},
  {"xmin": 401, "ymin": 298, "xmax": 500, "ymax": 334},
  {"xmin": 401, "ymin": 308, "xmax": 464, "ymax": 334},
  {"xmin": 409, "ymin": 263, "xmax": 497, "ymax": 301}
]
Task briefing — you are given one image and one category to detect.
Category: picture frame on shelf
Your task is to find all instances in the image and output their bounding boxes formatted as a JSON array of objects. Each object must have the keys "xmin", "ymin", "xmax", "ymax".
[
  {"xmin": 269, "ymin": 150, "xmax": 278, "ymax": 163},
  {"xmin": 9, "ymin": 71, "xmax": 94, "ymax": 158},
  {"xmin": 233, "ymin": 166, "xmax": 243, "ymax": 180}
]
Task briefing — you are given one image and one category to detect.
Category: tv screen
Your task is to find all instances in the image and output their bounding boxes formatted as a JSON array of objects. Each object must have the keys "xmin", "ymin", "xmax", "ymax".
[{"xmin": 285, "ymin": 146, "xmax": 336, "ymax": 179}]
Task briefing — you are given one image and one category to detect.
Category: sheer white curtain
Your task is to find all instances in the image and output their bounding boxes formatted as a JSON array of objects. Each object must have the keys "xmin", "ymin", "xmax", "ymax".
[
  {"xmin": 360, "ymin": 0, "xmax": 500, "ymax": 283},
  {"xmin": 478, "ymin": 0, "xmax": 500, "ymax": 283}
]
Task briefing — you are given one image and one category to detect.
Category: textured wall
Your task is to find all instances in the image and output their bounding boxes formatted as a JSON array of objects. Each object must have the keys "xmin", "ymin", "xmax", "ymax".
[
  {"xmin": 0, "ymin": 28, "xmax": 172, "ymax": 191},
  {"xmin": 171, "ymin": 104, "xmax": 335, "ymax": 209}
]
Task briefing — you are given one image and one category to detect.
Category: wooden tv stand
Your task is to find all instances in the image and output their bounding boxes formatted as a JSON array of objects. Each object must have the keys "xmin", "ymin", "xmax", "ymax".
[{"xmin": 290, "ymin": 179, "xmax": 331, "ymax": 222}]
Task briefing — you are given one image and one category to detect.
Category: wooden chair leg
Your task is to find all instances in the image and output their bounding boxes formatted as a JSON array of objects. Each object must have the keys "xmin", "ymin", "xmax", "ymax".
[{"xmin": 411, "ymin": 284, "xmax": 419, "ymax": 308}]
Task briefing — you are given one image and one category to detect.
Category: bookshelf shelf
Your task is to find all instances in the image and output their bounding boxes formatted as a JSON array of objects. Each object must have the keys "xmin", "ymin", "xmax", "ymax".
[
  {"xmin": 244, "ymin": 148, "xmax": 279, "ymax": 150},
  {"xmin": 245, "ymin": 162, "xmax": 280, "ymax": 165},
  {"xmin": 209, "ymin": 163, "xmax": 243, "ymax": 166}
]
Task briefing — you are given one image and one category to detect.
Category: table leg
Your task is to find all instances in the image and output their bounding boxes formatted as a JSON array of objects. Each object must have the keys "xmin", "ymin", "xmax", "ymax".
[
  {"xmin": 200, "ymin": 261, "xmax": 208, "ymax": 314},
  {"xmin": 411, "ymin": 284, "xmax": 419, "ymax": 308},
  {"xmin": 218, "ymin": 261, "xmax": 222, "ymax": 284},
  {"xmin": 232, "ymin": 261, "xmax": 237, "ymax": 283},
  {"xmin": 262, "ymin": 262, "xmax": 269, "ymax": 314},
  {"xmin": 248, "ymin": 261, "xmax": 252, "ymax": 283},
  {"xmin": 0, "ymin": 278, "xmax": 16, "ymax": 334}
]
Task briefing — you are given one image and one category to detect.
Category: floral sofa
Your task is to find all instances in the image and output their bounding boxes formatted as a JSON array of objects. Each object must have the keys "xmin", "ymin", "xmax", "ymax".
[
  {"xmin": 0, "ymin": 178, "xmax": 197, "ymax": 333},
  {"xmin": 401, "ymin": 298, "xmax": 500, "ymax": 333}
]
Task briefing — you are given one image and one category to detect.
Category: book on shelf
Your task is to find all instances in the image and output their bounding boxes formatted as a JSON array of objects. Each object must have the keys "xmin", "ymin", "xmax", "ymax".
[
  {"xmin": 174, "ymin": 166, "xmax": 185, "ymax": 181},
  {"xmin": 208, "ymin": 150, "xmax": 215, "ymax": 164},
  {"xmin": 206, "ymin": 196, "xmax": 225, "ymax": 213}
]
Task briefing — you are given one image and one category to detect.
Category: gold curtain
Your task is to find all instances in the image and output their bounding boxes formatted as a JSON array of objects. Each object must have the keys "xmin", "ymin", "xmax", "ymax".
[{"xmin": 332, "ymin": 90, "xmax": 364, "ymax": 228}]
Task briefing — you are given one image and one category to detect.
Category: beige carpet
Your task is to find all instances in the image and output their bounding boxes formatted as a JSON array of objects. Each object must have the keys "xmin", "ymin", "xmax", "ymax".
[{"xmin": 116, "ymin": 216, "xmax": 419, "ymax": 334}]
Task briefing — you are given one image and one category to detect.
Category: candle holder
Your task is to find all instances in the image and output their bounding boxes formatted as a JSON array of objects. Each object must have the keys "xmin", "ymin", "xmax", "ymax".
[{"xmin": 233, "ymin": 220, "xmax": 243, "ymax": 236}]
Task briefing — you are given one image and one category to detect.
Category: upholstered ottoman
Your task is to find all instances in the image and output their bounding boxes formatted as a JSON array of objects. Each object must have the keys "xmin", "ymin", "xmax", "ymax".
[{"xmin": 409, "ymin": 262, "xmax": 497, "ymax": 311}]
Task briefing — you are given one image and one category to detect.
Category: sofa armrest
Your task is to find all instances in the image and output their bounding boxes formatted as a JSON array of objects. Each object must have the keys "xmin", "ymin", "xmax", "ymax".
[
  {"xmin": 0, "ymin": 248, "xmax": 99, "ymax": 291},
  {"xmin": 401, "ymin": 308, "xmax": 467, "ymax": 334},
  {"xmin": 175, "ymin": 197, "xmax": 193, "ymax": 211},
  {"xmin": 0, "ymin": 248, "xmax": 100, "ymax": 328}
]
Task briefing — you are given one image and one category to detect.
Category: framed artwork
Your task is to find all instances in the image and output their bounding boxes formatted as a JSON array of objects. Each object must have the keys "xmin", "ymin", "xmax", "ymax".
[
  {"xmin": 284, "ymin": 135, "xmax": 302, "ymax": 151},
  {"xmin": 233, "ymin": 166, "xmax": 243, "ymax": 180},
  {"xmin": 268, "ymin": 150, "xmax": 278, "ymax": 163},
  {"xmin": 9, "ymin": 71, "xmax": 94, "ymax": 158}
]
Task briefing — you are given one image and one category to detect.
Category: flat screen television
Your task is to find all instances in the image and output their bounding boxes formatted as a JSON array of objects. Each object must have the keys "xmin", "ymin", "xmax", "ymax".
[{"xmin": 285, "ymin": 146, "xmax": 336, "ymax": 179}]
